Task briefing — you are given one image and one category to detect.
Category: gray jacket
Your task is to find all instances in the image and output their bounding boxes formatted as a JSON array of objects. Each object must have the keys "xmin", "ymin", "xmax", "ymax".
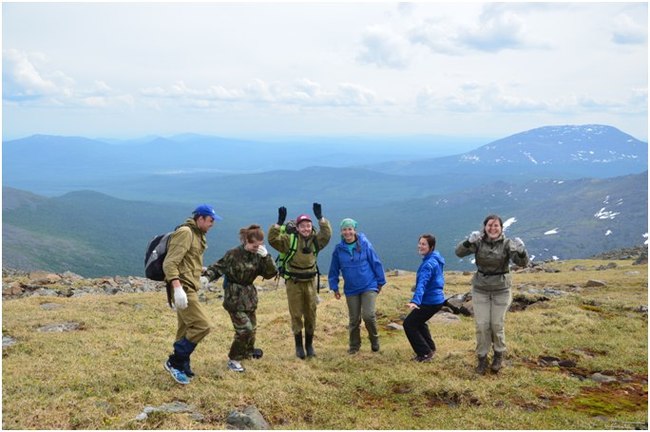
[{"xmin": 455, "ymin": 234, "xmax": 529, "ymax": 293}]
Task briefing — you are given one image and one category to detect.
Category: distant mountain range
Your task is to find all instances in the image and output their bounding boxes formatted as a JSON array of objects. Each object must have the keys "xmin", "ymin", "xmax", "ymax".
[
  {"xmin": 2, "ymin": 124, "xmax": 647, "ymax": 277},
  {"xmin": 365, "ymin": 124, "xmax": 647, "ymax": 178}
]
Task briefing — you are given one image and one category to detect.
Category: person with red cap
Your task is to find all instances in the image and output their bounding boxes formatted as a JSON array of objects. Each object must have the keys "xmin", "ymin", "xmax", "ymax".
[{"xmin": 268, "ymin": 203, "xmax": 332, "ymax": 359}]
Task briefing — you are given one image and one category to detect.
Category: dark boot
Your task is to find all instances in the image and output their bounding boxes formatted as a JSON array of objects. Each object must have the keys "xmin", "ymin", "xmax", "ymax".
[
  {"xmin": 305, "ymin": 333, "xmax": 316, "ymax": 357},
  {"xmin": 475, "ymin": 355, "xmax": 488, "ymax": 375},
  {"xmin": 491, "ymin": 351, "xmax": 504, "ymax": 373},
  {"xmin": 294, "ymin": 332, "xmax": 306, "ymax": 359}
]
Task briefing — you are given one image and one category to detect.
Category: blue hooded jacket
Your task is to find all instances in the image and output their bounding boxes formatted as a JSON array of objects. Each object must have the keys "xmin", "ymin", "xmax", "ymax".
[
  {"xmin": 411, "ymin": 250, "xmax": 445, "ymax": 306},
  {"xmin": 328, "ymin": 232, "xmax": 386, "ymax": 297}
]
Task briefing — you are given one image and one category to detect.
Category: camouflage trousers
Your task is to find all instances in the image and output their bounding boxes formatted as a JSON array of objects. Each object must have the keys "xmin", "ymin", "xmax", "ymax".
[{"xmin": 227, "ymin": 310, "xmax": 257, "ymax": 361}]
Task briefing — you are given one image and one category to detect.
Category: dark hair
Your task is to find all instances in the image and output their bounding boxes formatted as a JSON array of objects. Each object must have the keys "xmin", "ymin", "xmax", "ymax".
[
  {"xmin": 419, "ymin": 234, "xmax": 436, "ymax": 252},
  {"xmin": 483, "ymin": 214, "xmax": 503, "ymax": 229},
  {"xmin": 239, "ymin": 224, "xmax": 264, "ymax": 244}
]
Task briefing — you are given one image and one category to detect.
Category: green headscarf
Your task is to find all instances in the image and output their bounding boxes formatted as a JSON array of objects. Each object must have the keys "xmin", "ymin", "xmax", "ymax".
[{"xmin": 340, "ymin": 218, "xmax": 358, "ymax": 230}]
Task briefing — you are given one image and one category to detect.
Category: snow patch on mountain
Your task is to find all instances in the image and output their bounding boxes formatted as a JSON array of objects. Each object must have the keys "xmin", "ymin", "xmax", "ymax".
[
  {"xmin": 594, "ymin": 207, "xmax": 620, "ymax": 220},
  {"xmin": 503, "ymin": 217, "xmax": 517, "ymax": 231}
]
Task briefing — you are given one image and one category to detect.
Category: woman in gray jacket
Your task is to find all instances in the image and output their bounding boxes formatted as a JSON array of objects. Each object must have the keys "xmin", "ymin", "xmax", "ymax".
[{"xmin": 455, "ymin": 214, "xmax": 529, "ymax": 375}]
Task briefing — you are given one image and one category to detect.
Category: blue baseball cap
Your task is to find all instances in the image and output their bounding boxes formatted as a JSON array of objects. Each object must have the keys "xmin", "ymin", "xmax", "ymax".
[{"xmin": 192, "ymin": 204, "xmax": 222, "ymax": 221}]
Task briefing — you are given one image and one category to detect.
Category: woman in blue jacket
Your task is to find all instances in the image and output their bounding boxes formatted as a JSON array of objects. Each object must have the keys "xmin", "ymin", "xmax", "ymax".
[
  {"xmin": 328, "ymin": 218, "xmax": 386, "ymax": 354},
  {"xmin": 404, "ymin": 234, "xmax": 445, "ymax": 362}
]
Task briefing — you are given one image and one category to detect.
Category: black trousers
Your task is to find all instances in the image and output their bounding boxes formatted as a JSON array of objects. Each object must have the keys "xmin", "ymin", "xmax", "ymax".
[{"xmin": 404, "ymin": 304, "xmax": 444, "ymax": 357}]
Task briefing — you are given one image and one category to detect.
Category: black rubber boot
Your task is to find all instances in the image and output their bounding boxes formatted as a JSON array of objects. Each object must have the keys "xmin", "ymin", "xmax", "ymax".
[
  {"xmin": 491, "ymin": 351, "xmax": 504, "ymax": 373},
  {"xmin": 305, "ymin": 333, "xmax": 316, "ymax": 357},
  {"xmin": 476, "ymin": 355, "xmax": 488, "ymax": 375},
  {"xmin": 294, "ymin": 332, "xmax": 306, "ymax": 359}
]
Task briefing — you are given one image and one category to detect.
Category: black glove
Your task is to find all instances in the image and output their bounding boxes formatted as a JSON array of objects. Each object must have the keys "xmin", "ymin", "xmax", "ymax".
[
  {"xmin": 313, "ymin": 202, "xmax": 322, "ymax": 220},
  {"xmin": 277, "ymin": 206, "xmax": 287, "ymax": 225}
]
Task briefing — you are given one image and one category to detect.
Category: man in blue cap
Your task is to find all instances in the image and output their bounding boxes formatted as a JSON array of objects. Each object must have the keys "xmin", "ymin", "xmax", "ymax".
[{"xmin": 162, "ymin": 204, "xmax": 221, "ymax": 384}]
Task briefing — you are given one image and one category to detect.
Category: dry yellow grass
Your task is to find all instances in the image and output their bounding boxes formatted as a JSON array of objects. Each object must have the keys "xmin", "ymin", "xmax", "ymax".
[{"xmin": 2, "ymin": 259, "xmax": 647, "ymax": 429}]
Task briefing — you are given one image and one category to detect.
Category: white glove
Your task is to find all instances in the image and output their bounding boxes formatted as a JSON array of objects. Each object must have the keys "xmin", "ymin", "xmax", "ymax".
[
  {"xmin": 468, "ymin": 231, "xmax": 482, "ymax": 244},
  {"xmin": 174, "ymin": 286, "xmax": 188, "ymax": 310},
  {"xmin": 200, "ymin": 276, "xmax": 209, "ymax": 290},
  {"xmin": 257, "ymin": 245, "xmax": 268, "ymax": 257},
  {"xmin": 511, "ymin": 237, "xmax": 525, "ymax": 253}
]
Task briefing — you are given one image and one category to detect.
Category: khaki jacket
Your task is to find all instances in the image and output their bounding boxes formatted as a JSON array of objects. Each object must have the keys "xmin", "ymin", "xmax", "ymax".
[
  {"xmin": 455, "ymin": 234, "xmax": 528, "ymax": 293},
  {"xmin": 268, "ymin": 218, "xmax": 332, "ymax": 276},
  {"xmin": 163, "ymin": 218, "xmax": 207, "ymax": 292}
]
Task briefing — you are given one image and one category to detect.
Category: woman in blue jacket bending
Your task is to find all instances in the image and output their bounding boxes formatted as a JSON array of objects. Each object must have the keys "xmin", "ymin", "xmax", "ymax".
[
  {"xmin": 328, "ymin": 218, "xmax": 386, "ymax": 354},
  {"xmin": 404, "ymin": 234, "xmax": 445, "ymax": 362}
]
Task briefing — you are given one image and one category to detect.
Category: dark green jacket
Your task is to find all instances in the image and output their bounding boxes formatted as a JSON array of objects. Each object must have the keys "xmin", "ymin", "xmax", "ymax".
[
  {"xmin": 205, "ymin": 245, "xmax": 277, "ymax": 312},
  {"xmin": 455, "ymin": 234, "xmax": 529, "ymax": 293}
]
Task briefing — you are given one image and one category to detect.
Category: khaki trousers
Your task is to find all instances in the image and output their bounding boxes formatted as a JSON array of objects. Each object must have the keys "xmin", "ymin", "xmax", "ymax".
[
  {"xmin": 472, "ymin": 288, "xmax": 512, "ymax": 356},
  {"xmin": 175, "ymin": 289, "xmax": 212, "ymax": 344},
  {"xmin": 286, "ymin": 279, "xmax": 317, "ymax": 335}
]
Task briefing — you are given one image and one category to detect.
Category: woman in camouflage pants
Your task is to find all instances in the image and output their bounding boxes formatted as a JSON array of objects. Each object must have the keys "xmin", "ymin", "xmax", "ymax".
[{"xmin": 203, "ymin": 225, "xmax": 277, "ymax": 372}]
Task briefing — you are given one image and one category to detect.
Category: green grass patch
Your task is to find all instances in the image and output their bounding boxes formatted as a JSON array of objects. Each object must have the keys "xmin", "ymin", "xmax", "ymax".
[{"xmin": 2, "ymin": 259, "xmax": 647, "ymax": 429}]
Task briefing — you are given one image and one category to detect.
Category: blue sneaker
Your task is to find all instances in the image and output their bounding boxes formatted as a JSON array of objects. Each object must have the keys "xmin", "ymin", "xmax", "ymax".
[
  {"xmin": 164, "ymin": 360, "xmax": 190, "ymax": 385},
  {"xmin": 227, "ymin": 359, "xmax": 245, "ymax": 372}
]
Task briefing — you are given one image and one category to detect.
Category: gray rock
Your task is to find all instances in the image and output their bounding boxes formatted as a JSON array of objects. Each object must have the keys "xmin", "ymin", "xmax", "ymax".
[
  {"xmin": 226, "ymin": 405, "xmax": 271, "ymax": 430},
  {"xmin": 3, "ymin": 336, "xmax": 17, "ymax": 348},
  {"xmin": 429, "ymin": 312, "xmax": 461, "ymax": 324},
  {"xmin": 37, "ymin": 322, "xmax": 82, "ymax": 332},
  {"xmin": 585, "ymin": 279, "xmax": 607, "ymax": 287},
  {"xmin": 386, "ymin": 322, "xmax": 404, "ymax": 331},
  {"xmin": 30, "ymin": 288, "xmax": 59, "ymax": 297},
  {"xmin": 40, "ymin": 302, "xmax": 63, "ymax": 310},
  {"xmin": 590, "ymin": 372, "xmax": 617, "ymax": 383},
  {"xmin": 135, "ymin": 401, "xmax": 200, "ymax": 422}
]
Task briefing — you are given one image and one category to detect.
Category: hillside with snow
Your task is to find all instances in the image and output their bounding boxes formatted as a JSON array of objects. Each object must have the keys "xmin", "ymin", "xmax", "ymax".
[{"xmin": 365, "ymin": 124, "xmax": 647, "ymax": 178}]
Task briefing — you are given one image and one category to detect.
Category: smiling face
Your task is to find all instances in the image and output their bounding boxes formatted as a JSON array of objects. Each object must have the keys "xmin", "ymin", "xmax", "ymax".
[
  {"xmin": 297, "ymin": 221, "xmax": 313, "ymax": 237},
  {"xmin": 417, "ymin": 237, "xmax": 431, "ymax": 256},
  {"xmin": 484, "ymin": 217, "xmax": 503, "ymax": 240},
  {"xmin": 341, "ymin": 226, "xmax": 356, "ymax": 243}
]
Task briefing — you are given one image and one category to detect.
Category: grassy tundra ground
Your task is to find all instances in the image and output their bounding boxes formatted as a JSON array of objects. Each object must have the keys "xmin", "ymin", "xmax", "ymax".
[{"xmin": 2, "ymin": 258, "xmax": 647, "ymax": 429}]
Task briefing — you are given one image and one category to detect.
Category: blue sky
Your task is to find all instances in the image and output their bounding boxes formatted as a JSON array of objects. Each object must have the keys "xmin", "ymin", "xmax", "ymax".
[{"xmin": 2, "ymin": 2, "xmax": 648, "ymax": 141}]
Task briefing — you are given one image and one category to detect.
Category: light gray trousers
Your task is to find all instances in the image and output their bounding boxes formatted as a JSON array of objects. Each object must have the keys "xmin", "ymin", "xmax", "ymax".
[
  {"xmin": 345, "ymin": 291, "xmax": 379, "ymax": 350},
  {"xmin": 472, "ymin": 288, "xmax": 512, "ymax": 356}
]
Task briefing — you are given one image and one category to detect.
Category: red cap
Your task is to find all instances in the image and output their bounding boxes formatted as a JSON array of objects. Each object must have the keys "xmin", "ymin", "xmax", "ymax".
[{"xmin": 296, "ymin": 214, "xmax": 312, "ymax": 225}]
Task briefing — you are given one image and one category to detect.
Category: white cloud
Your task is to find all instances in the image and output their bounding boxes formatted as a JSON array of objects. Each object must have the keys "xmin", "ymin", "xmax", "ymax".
[
  {"xmin": 356, "ymin": 25, "xmax": 411, "ymax": 69},
  {"xmin": 3, "ymin": 48, "xmax": 134, "ymax": 109},
  {"xmin": 612, "ymin": 14, "xmax": 647, "ymax": 45},
  {"xmin": 140, "ymin": 78, "xmax": 380, "ymax": 109},
  {"xmin": 2, "ymin": 3, "xmax": 647, "ymax": 140},
  {"xmin": 457, "ymin": 7, "xmax": 528, "ymax": 52},
  {"xmin": 3, "ymin": 48, "xmax": 60, "ymax": 100}
]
